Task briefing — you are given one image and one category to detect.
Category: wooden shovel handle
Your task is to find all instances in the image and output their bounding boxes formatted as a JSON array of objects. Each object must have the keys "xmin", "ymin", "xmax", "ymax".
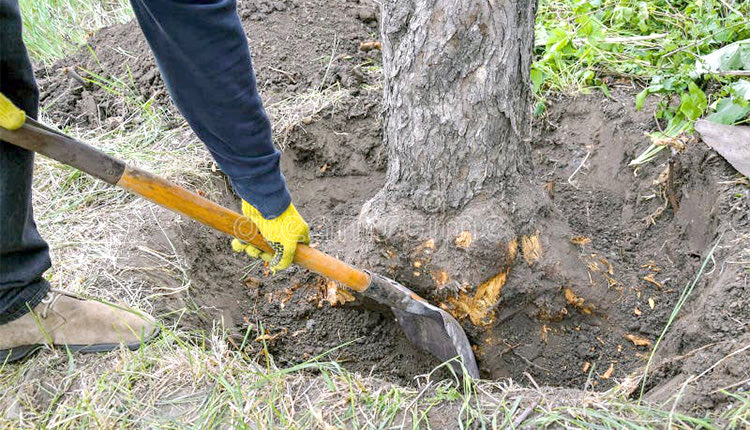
[{"xmin": 0, "ymin": 121, "xmax": 371, "ymax": 292}]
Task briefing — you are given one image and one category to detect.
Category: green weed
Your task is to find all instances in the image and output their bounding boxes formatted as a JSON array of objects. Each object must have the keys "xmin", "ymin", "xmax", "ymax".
[{"xmin": 535, "ymin": 0, "xmax": 750, "ymax": 164}]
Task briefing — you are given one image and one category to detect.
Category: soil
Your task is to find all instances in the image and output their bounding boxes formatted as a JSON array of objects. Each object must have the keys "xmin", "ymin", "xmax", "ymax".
[
  {"xmin": 527, "ymin": 93, "xmax": 749, "ymax": 412},
  {"xmin": 35, "ymin": 0, "xmax": 749, "ymax": 414}
]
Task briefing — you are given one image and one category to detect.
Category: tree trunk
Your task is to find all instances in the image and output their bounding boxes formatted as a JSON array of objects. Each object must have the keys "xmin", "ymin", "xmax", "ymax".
[
  {"xmin": 376, "ymin": 0, "xmax": 537, "ymax": 213},
  {"xmin": 355, "ymin": 0, "xmax": 598, "ymax": 382},
  {"xmin": 361, "ymin": 0, "xmax": 545, "ymax": 293},
  {"xmin": 354, "ymin": 0, "xmax": 657, "ymax": 385}
]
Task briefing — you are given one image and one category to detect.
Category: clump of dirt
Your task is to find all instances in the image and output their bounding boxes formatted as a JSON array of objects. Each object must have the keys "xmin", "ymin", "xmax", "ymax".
[{"xmin": 36, "ymin": 0, "xmax": 749, "ymax": 413}]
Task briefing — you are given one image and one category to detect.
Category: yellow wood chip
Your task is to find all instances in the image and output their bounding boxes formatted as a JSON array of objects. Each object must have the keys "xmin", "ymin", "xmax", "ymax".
[
  {"xmin": 625, "ymin": 333, "xmax": 653, "ymax": 347},
  {"xmin": 648, "ymin": 297, "xmax": 656, "ymax": 309},
  {"xmin": 600, "ymin": 363, "xmax": 614, "ymax": 379},
  {"xmin": 564, "ymin": 288, "xmax": 594, "ymax": 314},
  {"xmin": 643, "ymin": 273, "xmax": 661, "ymax": 288},
  {"xmin": 541, "ymin": 324, "xmax": 551, "ymax": 343},
  {"xmin": 521, "ymin": 231, "xmax": 543, "ymax": 264},
  {"xmin": 570, "ymin": 236, "xmax": 592, "ymax": 246},
  {"xmin": 325, "ymin": 281, "xmax": 355, "ymax": 306},
  {"xmin": 432, "ymin": 270, "xmax": 450, "ymax": 288},
  {"xmin": 255, "ymin": 328, "xmax": 288, "ymax": 342},
  {"xmin": 454, "ymin": 231, "xmax": 472, "ymax": 249}
]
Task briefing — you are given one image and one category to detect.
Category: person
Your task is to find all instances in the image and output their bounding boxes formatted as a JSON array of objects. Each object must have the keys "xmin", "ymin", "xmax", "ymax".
[{"xmin": 0, "ymin": 0, "xmax": 309, "ymax": 363}]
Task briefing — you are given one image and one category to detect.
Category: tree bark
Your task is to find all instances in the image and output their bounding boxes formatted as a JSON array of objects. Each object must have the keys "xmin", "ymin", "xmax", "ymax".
[
  {"xmin": 374, "ymin": 0, "xmax": 536, "ymax": 213},
  {"xmin": 360, "ymin": 0, "xmax": 544, "ymax": 294}
]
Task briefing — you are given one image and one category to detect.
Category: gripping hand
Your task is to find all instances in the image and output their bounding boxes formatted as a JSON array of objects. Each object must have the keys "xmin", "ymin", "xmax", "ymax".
[{"xmin": 231, "ymin": 201, "xmax": 310, "ymax": 272}]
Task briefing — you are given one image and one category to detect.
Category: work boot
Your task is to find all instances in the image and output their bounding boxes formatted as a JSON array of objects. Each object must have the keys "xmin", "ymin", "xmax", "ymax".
[{"xmin": 0, "ymin": 289, "xmax": 159, "ymax": 363}]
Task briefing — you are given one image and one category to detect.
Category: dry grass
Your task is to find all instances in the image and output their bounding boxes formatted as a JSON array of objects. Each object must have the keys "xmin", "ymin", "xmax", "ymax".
[
  {"xmin": 30, "ymin": 107, "xmax": 212, "ymax": 306},
  {"xmin": 266, "ymin": 84, "xmax": 350, "ymax": 149},
  {"xmin": 2, "ymin": 326, "xmax": 742, "ymax": 429}
]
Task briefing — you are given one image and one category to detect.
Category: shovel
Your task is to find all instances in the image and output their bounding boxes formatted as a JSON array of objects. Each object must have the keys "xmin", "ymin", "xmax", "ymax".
[{"xmin": 0, "ymin": 94, "xmax": 479, "ymax": 378}]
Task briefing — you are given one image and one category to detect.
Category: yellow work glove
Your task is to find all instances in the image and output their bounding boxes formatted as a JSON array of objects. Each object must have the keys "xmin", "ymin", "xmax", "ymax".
[
  {"xmin": 231, "ymin": 201, "xmax": 310, "ymax": 272},
  {"xmin": 0, "ymin": 93, "xmax": 26, "ymax": 130}
]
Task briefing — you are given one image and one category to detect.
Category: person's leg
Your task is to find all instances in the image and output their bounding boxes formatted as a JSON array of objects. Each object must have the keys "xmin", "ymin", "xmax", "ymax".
[
  {"xmin": 0, "ymin": 0, "xmax": 52, "ymax": 325},
  {"xmin": 128, "ymin": 0, "xmax": 291, "ymax": 219}
]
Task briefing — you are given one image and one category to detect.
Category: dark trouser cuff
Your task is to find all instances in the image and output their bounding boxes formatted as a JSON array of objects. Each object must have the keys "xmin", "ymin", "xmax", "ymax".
[{"xmin": 0, "ymin": 279, "xmax": 50, "ymax": 325}]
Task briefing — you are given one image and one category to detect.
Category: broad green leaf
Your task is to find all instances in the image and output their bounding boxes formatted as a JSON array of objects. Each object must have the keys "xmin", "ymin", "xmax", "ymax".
[
  {"xmin": 678, "ymin": 82, "xmax": 708, "ymax": 121},
  {"xmin": 533, "ymin": 101, "xmax": 546, "ymax": 116},
  {"xmin": 635, "ymin": 88, "xmax": 648, "ymax": 111},
  {"xmin": 546, "ymin": 27, "xmax": 569, "ymax": 47},
  {"xmin": 611, "ymin": 6, "xmax": 634, "ymax": 27},
  {"xmin": 530, "ymin": 67, "xmax": 545, "ymax": 93},
  {"xmin": 707, "ymin": 98, "xmax": 750, "ymax": 125},
  {"xmin": 635, "ymin": 84, "xmax": 665, "ymax": 111},
  {"xmin": 693, "ymin": 39, "xmax": 750, "ymax": 76}
]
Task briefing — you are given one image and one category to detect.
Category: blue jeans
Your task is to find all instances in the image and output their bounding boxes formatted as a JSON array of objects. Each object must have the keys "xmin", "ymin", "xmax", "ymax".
[
  {"xmin": 0, "ymin": 0, "xmax": 51, "ymax": 324},
  {"xmin": 1, "ymin": 0, "xmax": 291, "ymax": 323},
  {"xmin": 129, "ymin": 0, "xmax": 290, "ymax": 218}
]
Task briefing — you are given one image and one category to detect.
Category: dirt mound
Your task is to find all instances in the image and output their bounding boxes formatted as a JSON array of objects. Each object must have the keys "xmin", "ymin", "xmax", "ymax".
[
  {"xmin": 36, "ymin": 0, "xmax": 381, "ymax": 130},
  {"xmin": 34, "ymin": 0, "xmax": 749, "ymax": 413}
]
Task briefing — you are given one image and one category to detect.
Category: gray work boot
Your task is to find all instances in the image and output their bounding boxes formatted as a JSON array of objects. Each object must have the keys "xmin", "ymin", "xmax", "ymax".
[{"xmin": 0, "ymin": 289, "xmax": 159, "ymax": 363}]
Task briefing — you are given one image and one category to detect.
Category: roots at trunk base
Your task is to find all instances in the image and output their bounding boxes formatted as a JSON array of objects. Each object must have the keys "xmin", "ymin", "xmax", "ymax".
[{"xmin": 356, "ymin": 182, "xmax": 624, "ymax": 384}]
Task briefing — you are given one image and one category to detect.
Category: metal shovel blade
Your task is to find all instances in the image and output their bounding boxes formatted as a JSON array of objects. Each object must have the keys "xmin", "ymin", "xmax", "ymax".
[{"xmin": 365, "ymin": 273, "xmax": 480, "ymax": 378}]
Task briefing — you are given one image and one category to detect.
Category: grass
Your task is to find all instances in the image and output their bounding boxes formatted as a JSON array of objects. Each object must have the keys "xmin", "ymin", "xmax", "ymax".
[
  {"xmin": 3, "ymin": 323, "xmax": 749, "ymax": 429},
  {"xmin": 19, "ymin": 0, "xmax": 132, "ymax": 65},
  {"xmin": 31, "ymin": 88, "xmax": 211, "ymax": 301},
  {"xmin": 5, "ymin": 0, "xmax": 750, "ymax": 428}
]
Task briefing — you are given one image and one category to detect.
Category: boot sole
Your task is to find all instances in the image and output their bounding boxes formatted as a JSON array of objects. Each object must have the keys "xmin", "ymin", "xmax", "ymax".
[{"xmin": 0, "ymin": 328, "xmax": 160, "ymax": 364}]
